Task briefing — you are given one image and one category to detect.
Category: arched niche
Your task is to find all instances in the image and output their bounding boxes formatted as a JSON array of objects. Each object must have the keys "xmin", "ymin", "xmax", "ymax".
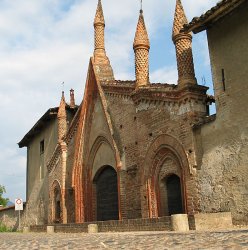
[
  {"xmin": 51, "ymin": 180, "xmax": 62, "ymax": 223},
  {"xmin": 85, "ymin": 136, "xmax": 120, "ymax": 221},
  {"xmin": 141, "ymin": 134, "xmax": 189, "ymax": 218},
  {"xmin": 91, "ymin": 140, "xmax": 117, "ymax": 179}
]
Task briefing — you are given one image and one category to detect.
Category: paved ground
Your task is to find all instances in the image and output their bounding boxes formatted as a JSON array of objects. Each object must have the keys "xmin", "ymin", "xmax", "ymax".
[{"xmin": 0, "ymin": 229, "xmax": 248, "ymax": 249}]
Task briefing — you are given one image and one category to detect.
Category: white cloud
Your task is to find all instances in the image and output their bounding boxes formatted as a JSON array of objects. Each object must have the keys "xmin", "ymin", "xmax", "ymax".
[
  {"xmin": 0, "ymin": 0, "xmax": 219, "ymax": 202},
  {"xmin": 150, "ymin": 66, "xmax": 178, "ymax": 84}
]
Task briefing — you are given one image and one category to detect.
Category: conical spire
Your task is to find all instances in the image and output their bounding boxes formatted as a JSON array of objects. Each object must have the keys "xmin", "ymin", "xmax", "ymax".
[
  {"xmin": 93, "ymin": 0, "xmax": 107, "ymax": 61},
  {"xmin": 133, "ymin": 9, "xmax": 150, "ymax": 88},
  {"xmin": 94, "ymin": 0, "xmax": 105, "ymax": 26},
  {"xmin": 57, "ymin": 91, "xmax": 67, "ymax": 142},
  {"xmin": 133, "ymin": 10, "xmax": 150, "ymax": 49},
  {"xmin": 172, "ymin": 0, "xmax": 188, "ymax": 39},
  {"xmin": 92, "ymin": 0, "xmax": 114, "ymax": 82},
  {"xmin": 172, "ymin": 0, "xmax": 197, "ymax": 87}
]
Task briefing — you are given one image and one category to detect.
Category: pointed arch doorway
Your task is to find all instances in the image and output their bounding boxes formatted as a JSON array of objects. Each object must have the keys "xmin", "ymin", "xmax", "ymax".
[
  {"xmin": 93, "ymin": 165, "xmax": 119, "ymax": 221},
  {"xmin": 51, "ymin": 181, "xmax": 62, "ymax": 223},
  {"xmin": 163, "ymin": 174, "xmax": 183, "ymax": 215}
]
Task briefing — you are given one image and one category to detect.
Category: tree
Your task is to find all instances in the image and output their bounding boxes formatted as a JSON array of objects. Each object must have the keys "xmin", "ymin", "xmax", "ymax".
[{"xmin": 0, "ymin": 185, "xmax": 9, "ymax": 207}]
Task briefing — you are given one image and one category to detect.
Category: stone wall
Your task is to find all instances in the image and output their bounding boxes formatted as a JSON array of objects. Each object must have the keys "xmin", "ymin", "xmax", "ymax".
[
  {"xmin": 194, "ymin": 212, "xmax": 233, "ymax": 231},
  {"xmin": 0, "ymin": 206, "xmax": 24, "ymax": 230}
]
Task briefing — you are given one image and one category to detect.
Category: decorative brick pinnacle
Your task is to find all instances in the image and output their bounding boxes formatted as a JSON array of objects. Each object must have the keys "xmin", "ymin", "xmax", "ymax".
[
  {"xmin": 70, "ymin": 89, "xmax": 75, "ymax": 108},
  {"xmin": 172, "ymin": 0, "xmax": 188, "ymax": 39},
  {"xmin": 133, "ymin": 10, "xmax": 150, "ymax": 49},
  {"xmin": 94, "ymin": 0, "xmax": 107, "ymax": 60},
  {"xmin": 58, "ymin": 91, "xmax": 67, "ymax": 142},
  {"xmin": 58, "ymin": 91, "xmax": 66, "ymax": 118},
  {"xmin": 94, "ymin": 0, "xmax": 105, "ymax": 26},
  {"xmin": 134, "ymin": 10, "xmax": 150, "ymax": 88},
  {"xmin": 172, "ymin": 0, "xmax": 196, "ymax": 86}
]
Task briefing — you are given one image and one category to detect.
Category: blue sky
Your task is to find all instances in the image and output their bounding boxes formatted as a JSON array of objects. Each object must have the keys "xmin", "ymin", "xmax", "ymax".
[{"xmin": 0, "ymin": 0, "xmax": 219, "ymax": 202}]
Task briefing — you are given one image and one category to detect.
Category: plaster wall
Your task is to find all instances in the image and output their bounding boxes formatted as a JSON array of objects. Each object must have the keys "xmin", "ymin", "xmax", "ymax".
[
  {"xmin": 88, "ymin": 95, "xmax": 113, "ymax": 152},
  {"xmin": 25, "ymin": 118, "xmax": 58, "ymax": 225},
  {"xmin": 197, "ymin": 2, "xmax": 248, "ymax": 223},
  {"xmin": 207, "ymin": 1, "xmax": 248, "ymax": 118}
]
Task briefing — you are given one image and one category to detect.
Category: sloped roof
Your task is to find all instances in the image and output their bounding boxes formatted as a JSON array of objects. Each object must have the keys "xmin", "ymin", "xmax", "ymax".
[
  {"xmin": 183, "ymin": 0, "xmax": 246, "ymax": 33},
  {"xmin": 18, "ymin": 105, "xmax": 78, "ymax": 148}
]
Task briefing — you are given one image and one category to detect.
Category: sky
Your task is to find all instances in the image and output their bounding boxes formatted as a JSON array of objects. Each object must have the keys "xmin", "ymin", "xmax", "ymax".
[{"xmin": 0, "ymin": 0, "xmax": 219, "ymax": 203}]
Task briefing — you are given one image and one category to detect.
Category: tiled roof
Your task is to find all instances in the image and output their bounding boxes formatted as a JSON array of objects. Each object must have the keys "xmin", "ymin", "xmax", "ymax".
[{"xmin": 183, "ymin": 0, "xmax": 245, "ymax": 33}]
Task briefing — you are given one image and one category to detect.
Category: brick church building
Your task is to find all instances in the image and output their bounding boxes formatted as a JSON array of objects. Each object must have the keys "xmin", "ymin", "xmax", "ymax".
[{"xmin": 19, "ymin": 0, "xmax": 248, "ymax": 226}]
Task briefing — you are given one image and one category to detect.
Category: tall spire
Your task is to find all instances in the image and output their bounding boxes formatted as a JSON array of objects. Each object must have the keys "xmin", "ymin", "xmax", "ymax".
[
  {"xmin": 94, "ymin": 0, "xmax": 106, "ymax": 61},
  {"xmin": 94, "ymin": 0, "xmax": 105, "ymax": 26},
  {"xmin": 172, "ymin": 0, "xmax": 188, "ymax": 38},
  {"xmin": 172, "ymin": 0, "xmax": 196, "ymax": 87},
  {"xmin": 57, "ymin": 91, "xmax": 67, "ymax": 143},
  {"xmin": 133, "ymin": 8, "xmax": 150, "ymax": 88}
]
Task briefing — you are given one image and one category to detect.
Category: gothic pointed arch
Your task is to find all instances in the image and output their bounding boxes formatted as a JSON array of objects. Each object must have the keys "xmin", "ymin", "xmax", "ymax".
[
  {"xmin": 141, "ymin": 134, "xmax": 198, "ymax": 218},
  {"xmin": 93, "ymin": 165, "xmax": 119, "ymax": 221},
  {"xmin": 51, "ymin": 180, "xmax": 62, "ymax": 223},
  {"xmin": 72, "ymin": 58, "xmax": 119, "ymax": 223},
  {"xmin": 83, "ymin": 135, "xmax": 122, "ymax": 221}
]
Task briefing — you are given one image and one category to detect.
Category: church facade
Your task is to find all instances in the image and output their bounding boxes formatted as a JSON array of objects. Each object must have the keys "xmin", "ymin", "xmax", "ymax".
[{"xmin": 19, "ymin": 0, "xmax": 248, "ymax": 226}]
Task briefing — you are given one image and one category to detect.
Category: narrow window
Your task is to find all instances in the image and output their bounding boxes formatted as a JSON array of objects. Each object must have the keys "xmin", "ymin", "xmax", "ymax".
[
  {"xmin": 222, "ymin": 69, "xmax": 226, "ymax": 91},
  {"xmin": 40, "ymin": 140, "xmax": 45, "ymax": 180},
  {"xmin": 40, "ymin": 140, "xmax": 44, "ymax": 154}
]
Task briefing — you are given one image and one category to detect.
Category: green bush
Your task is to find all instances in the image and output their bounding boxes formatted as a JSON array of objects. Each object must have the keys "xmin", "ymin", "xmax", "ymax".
[{"xmin": 0, "ymin": 222, "xmax": 13, "ymax": 232}]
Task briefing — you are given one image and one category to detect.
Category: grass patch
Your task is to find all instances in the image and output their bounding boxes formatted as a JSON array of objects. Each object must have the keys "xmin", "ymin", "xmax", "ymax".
[{"xmin": 0, "ymin": 222, "xmax": 13, "ymax": 232}]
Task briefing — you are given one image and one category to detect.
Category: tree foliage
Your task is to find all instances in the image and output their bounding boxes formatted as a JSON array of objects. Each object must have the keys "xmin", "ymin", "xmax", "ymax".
[{"xmin": 0, "ymin": 185, "xmax": 9, "ymax": 207}]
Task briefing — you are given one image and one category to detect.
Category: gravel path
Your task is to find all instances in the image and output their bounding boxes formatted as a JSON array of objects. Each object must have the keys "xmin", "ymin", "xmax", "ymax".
[{"xmin": 0, "ymin": 229, "xmax": 248, "ymax": 249}]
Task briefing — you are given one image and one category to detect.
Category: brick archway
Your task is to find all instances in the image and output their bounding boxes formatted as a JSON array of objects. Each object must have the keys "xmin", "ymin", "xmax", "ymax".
[
  {"xmin": 141, "ymin": 134, "xmax": 190, "ymax": 218},
  {"xmin": 84, "ymin": 135, "xmax": 122, "ymax": 222},
  {"xmin": 93, "ymin": 165, "xmax": 119, "ymax": 221},
  {"xmin": 51, "ymin": 180, "xmax": 62, "ymax": 223}
]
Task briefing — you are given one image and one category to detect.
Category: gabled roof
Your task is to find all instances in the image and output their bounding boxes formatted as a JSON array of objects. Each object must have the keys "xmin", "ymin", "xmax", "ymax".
[
  {"xmin": 18, "ymin": 105, "xmax": 78, "ymax": 148},
  {"xmin": 183, "ymin": 0, "xmax": 246, "ymax": 33}
]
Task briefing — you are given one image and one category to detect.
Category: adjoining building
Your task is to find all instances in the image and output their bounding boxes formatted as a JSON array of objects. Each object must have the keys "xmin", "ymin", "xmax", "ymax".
[{"xmin": 18, "ymin": 0, "xmax": 248, "ymax": 226}]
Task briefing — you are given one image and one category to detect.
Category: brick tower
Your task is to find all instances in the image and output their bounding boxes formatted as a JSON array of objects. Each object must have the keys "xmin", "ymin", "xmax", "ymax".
[
  {"xmin": 172, "ymin": 0, "xmax": 196, "ymax": 87},
  {"xmin": 133, "ymin": 8, "xmax": 150, "ymax": 89}
]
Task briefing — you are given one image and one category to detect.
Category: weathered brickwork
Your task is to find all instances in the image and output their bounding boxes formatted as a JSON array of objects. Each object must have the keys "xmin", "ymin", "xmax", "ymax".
[{"xmin": 17, "ymin": 0, "xmax": 248, "ymax": 227}]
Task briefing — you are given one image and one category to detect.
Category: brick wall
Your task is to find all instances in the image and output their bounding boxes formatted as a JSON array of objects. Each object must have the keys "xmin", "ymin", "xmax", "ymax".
[
  {"xmin": 104, "ymin": 88, "xmax": 206, "ymax": 219},
  {"xmin": 30, "ymin": 216, "xmax": 172, "ymax": 233}
]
